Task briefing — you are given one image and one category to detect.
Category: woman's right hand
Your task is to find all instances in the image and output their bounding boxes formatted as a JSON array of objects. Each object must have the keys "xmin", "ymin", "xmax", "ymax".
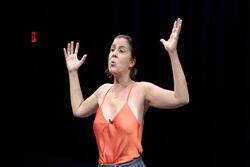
[{"xmin": 63, "ymin": 41, "xmax": 87, "ymax": 72}]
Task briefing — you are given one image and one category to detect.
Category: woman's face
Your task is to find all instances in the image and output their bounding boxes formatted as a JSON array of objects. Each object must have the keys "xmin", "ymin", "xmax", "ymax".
[{"xmin": 108, "ymin": 37, "xmax": 135, "ymax": 76}]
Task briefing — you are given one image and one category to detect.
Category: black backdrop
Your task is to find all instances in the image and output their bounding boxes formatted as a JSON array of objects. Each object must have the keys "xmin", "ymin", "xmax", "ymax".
[{"xmin": 7, "ymin": 0, "xmax": 249, "ymax": 167}]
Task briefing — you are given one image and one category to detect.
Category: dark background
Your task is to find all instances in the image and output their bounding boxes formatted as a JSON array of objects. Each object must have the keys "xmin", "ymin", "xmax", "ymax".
[{"xmin": 7, "ymin": 0, "xmax": 249, "ymax": 167}]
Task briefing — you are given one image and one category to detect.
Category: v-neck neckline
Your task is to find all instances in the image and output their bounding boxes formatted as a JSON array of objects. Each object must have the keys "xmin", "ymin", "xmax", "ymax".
[
  {"xmin": 100, "ymin": 103, "xmax": 128, "ymax": 123},
  {"xmin": 99, "ymin": 81, "xmax": 134, "ymax": 123}
]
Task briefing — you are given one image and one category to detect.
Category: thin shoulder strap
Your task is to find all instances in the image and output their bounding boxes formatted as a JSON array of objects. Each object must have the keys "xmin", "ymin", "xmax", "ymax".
[
  {"xmin": 100, "ymin": 85, "xmax": 112, "ymax": 106},
  {"xmin": 126, "ymin": 81, "xmax": 135, "ymax": 102}
]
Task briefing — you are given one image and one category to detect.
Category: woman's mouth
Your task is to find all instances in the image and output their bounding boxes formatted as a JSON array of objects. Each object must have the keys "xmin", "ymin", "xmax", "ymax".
[{"xmin": 110, "ymin": 60, "xmax": 116, "ymax": 66}]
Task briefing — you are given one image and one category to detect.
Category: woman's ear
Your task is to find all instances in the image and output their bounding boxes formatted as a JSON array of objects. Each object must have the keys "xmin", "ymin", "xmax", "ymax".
[{"xmin": 129, "ymin": 58, "xmax": 136, "ymax": 68}]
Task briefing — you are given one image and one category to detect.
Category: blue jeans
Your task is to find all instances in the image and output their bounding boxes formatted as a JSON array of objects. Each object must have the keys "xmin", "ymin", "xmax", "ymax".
[{"xmin": 98, "ymin": 156, "xmax": 146, "ymax": 167}]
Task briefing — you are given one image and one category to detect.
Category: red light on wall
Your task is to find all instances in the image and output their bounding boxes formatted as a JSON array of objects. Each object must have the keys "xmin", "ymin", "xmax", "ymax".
[{"xmin": 31, "ymin": 31, "xmax": 37, "ymax": 43}]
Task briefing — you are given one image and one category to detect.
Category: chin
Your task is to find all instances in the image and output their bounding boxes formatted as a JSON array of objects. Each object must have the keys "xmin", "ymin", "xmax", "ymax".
[
  {"xmin": 109, "ymin": 70, "xmax": 118, "ymax": 76},
  {"xmin": 109, "ymin": 68, "xmax": 119, "ymax": 76},
  {"xmin": 109, "ymin": 67, "xmax": 116, "ymax": 72}
]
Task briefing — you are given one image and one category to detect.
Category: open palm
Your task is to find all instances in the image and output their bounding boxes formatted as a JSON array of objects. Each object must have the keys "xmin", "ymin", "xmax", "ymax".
[
  {"xmin": 160, "ymin": 18, "xmax": 182, "ymax": 53},
  {"xmin": 63, "ymin": 41, "xmax": 87, "ymax": 72}
]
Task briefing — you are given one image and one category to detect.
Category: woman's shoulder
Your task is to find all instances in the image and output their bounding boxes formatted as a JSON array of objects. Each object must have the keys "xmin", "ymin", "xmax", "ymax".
[
  {"xmin": 135, "ymin": 81, "xmax": 154, "ymax": 88},
  {"xmin": 96, "ymin": 83, "xmax": 112, "ymax": 96},
  {"xmin": 133, "ymin": 81, "xmax": 155, "ymax": 95}
]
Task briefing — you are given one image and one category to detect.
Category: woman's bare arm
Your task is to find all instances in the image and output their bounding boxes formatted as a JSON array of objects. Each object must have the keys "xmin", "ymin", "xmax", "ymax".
[
  {"xmin": 143, "ymin": 18, "xmax": 189, "ymax": 109},
  {"xmin": 64, "ymin": 41, "xmax": 98, "ymax": 117}
]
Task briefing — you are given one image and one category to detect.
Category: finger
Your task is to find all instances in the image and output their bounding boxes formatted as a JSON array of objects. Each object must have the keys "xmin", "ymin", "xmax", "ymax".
[
  {"xmin": 74, "ymin": 42, "xmax": 79, "ymax": 55},
  {"xmin": 160, "ymin": 38, "xmax": 166, "ymax": 44},
  {"xmin": 63, "ymin": 48, "xmax": 68, "ymax": 58},
  {"xmin": 71, "ymin": 41, "xmax": 74, "ymax": 55},
  {"xmin": 172, "ymin": 21, "xmax": 177, "ymax": 33},
  {"xmin": 79, "ymin": 54, "xmax": 87, "ymax": 65},
  {"xmin": 67, "ymin": 43, "xmax": 70, "ymax": 55},
  {"xmin": 176, "ymin": 18, "xmax": 182, "ymax": 36}
]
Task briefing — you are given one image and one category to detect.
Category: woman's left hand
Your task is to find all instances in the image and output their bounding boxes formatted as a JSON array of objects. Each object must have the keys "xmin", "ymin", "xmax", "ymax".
[{"xmin": 160, "ymin": 18, "xmax": 182, "ymax": 54}]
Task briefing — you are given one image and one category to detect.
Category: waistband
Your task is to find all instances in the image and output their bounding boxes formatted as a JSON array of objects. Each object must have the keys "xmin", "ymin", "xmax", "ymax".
[{"xmin": 98, "ymin": 156, "xmax": 143, "ymax": 167}]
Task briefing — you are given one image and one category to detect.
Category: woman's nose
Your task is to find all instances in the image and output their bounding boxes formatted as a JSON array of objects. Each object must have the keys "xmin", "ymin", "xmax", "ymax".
[{"xmin": 111, "ymin": 51, "xmax": 118, "ymax": 58}]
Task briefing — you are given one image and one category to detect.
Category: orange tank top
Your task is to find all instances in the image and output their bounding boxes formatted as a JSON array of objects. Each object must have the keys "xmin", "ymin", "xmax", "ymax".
[{"xmin": 93, "ymin": 82, "xmax": 144, "ymax": 164}]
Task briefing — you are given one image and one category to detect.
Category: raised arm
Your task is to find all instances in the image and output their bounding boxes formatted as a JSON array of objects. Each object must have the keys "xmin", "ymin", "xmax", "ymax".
[
  {"xmin": 63, "ymin": 41, "xmax": 98, "ymax": 117},
  {"xmin": 144, "ymin": 18, "xmax": 189, "ymax": 109}
]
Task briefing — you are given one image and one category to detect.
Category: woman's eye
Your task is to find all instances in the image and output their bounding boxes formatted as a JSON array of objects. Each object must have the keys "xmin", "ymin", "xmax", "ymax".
[
  {"xmin": 110, "ymin": 48, "xmax": 115, "ymax": 52},
  {"xmin": 119, "ymin": 49, "xmax": 124, "ymax": 53}
]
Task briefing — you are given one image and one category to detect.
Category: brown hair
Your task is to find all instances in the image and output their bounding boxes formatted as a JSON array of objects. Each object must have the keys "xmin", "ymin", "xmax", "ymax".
[{"xmin": 105, "ymin": 34, "xmax": 138, "ymax": 79}]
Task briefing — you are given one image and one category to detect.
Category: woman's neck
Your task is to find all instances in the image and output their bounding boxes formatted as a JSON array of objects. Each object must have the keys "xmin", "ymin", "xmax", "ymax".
[{"xmin": 112, "ymin": 76, "xmax": 133, "ymax": 91}]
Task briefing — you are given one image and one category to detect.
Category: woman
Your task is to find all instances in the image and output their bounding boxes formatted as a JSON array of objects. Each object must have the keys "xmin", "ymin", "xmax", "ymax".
[{"xmin": 63, "ymin": 18, "xmax": 189, "ymax": 167}]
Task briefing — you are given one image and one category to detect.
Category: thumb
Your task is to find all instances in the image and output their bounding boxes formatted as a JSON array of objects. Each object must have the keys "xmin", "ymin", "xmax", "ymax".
[
  {"xmin": 79, "ymin": 54, "xmax": 87, "ymax": 65},
  {"xmin": 160, "ymin": 38, "xmax": 166, "ymax": 44}
]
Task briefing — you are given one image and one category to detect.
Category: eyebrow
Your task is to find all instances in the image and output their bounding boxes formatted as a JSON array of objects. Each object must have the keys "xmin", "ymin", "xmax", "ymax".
[{"xmin": 111, "ymin": 45, "xmax": 128, "ymax": 50}]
